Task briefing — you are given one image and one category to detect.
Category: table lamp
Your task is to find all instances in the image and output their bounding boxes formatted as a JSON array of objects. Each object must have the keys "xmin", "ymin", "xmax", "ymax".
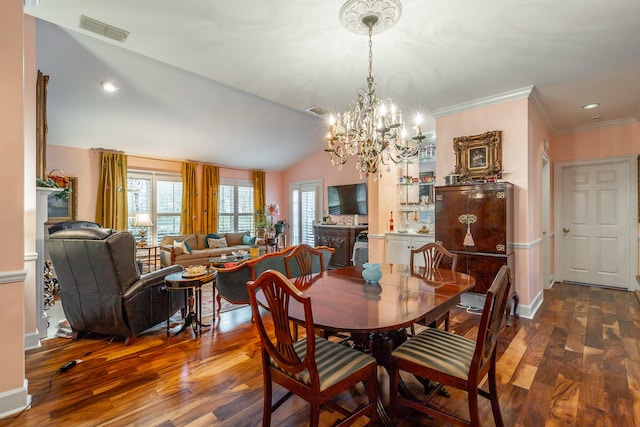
[{"xmin": 132, "ymin": 212, "xmax": 153, "ymax": 247}]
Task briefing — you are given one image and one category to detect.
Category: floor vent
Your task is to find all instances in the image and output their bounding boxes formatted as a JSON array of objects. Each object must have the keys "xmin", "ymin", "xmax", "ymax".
[{"xmin": 79, "ymin": 15, "xmax": 129, "ymax": 43}]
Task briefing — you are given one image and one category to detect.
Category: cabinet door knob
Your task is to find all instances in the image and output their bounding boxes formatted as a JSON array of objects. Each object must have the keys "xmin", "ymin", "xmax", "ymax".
[{"xmin": 563, "ymin": 227, "xmax": 570, "ymax": 233}]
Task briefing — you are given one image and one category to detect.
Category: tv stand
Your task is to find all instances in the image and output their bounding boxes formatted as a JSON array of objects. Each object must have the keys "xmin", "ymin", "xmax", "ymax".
[{"xmin": 313, "ymin": 225, "xmax": 367, "ymax": 268}]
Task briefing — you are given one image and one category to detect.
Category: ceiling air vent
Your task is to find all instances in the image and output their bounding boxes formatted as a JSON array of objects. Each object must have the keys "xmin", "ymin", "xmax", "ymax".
[{"xmin": 79, "ymin": 15, "xmax": 129, "ymax": 43}]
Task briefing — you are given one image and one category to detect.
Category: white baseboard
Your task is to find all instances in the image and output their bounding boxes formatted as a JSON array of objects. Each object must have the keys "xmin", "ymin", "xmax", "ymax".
[
  {"xmin": 24, "ymin": 330, "xmax": 41, "ymax": 351},
  {"xmin": 516, "ymin": 290, "xmax": 544, "ymax": 319},
  {"xmin": 0, "ymin": 379, "xmax": 31, "ymax": 420},
  {"xmin": 460, "ymin": 289, "xmax": 543, "ymax": 320}
]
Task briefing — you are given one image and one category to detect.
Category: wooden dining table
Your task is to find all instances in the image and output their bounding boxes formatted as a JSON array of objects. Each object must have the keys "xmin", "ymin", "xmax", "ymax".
[
  {"xmin": 274, "ymin": 263, "xmax": 475, "ymax": 426},
  {"xmin": 284, "ymin": 263, "xmax": 476, "ymax": 366}
]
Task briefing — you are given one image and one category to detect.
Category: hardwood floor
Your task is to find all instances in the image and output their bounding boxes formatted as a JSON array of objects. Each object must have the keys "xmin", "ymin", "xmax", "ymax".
[{"xmin": 3, "ymin": 282, "xmax": 639, "ymax": 426}]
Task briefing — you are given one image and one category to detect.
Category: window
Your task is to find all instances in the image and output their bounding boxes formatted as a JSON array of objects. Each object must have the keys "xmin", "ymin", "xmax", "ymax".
[
  {"xmin": 218, "ymin": 179, "xmax": 254, "ymax": 233},
  {"xmin": 290, "ymin": 180, "xmax": 322, "ymax": 245},
  {"xmin": 127, "ymin": 171, "xmax": 182, "ymax": 245}
]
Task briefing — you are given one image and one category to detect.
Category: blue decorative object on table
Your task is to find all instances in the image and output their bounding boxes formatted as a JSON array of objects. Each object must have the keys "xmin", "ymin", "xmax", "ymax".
[{"xmin": 362, "ymin": 262, "xmax": 382, "ymax": 284}]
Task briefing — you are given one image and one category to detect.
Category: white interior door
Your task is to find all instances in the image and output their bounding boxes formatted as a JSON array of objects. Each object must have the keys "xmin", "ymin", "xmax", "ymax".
[{"xmin": 559, "ymin": 160, "xmax": 629, "ymax": 288}]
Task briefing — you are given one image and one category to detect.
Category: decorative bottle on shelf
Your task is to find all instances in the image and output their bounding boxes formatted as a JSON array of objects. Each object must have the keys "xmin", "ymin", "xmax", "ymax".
[{"xmin": 389, "ymin": 211, "xmax": 394, "ymax": 231}]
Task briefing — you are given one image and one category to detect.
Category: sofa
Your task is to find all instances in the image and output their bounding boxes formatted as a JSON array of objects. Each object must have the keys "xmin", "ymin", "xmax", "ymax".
[
  {"xmin": 214, "ymin": 244, "xmax": 335, "ymax": 314},
  {"xmin": 159, "ymin": 231, "xmax": 261, "ymax": 267}
]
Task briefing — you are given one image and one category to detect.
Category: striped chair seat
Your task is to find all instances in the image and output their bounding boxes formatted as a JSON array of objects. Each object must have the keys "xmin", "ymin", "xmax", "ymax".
[
  {"xmin": 392, "ymin": 327, "xmax": 475, "ymax": 380},
  {"xmin": 248, "ymin": 269, "xmax": 378, "ymax": 426},
  {"xmin": 272, "ymin": 335, "xmax": 376, "ymax": 391},
  {"xmin": 389, "ymin": 266, "xmax": 512, "ymax": 426}
]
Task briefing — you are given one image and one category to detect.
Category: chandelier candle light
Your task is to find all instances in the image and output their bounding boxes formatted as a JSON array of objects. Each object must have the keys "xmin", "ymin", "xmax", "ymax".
[{"xmin": 325, "ymin": 0, "xmax": 424, "ymax": 179}]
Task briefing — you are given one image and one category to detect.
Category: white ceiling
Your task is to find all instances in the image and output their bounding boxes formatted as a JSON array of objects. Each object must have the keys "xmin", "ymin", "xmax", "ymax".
[{"xmin": 25, "ymin": 0, "xmax": 640, "ymax": 171}]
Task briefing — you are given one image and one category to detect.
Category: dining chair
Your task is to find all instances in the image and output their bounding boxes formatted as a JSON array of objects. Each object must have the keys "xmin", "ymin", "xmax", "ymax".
[
  {"xmin": 247, "ymin": 269, "xmax": 379, "ymax": 427},
  {"xmin": 410, "ymin": 242, "xmax": 458, "ymax": 332},
  {"xmin": 284, "ymin": 244, "xmax": 348, "ymax": 341},
  {"xmin": 283, "ymin": 243, "xmax": 326, "ymax": 278},
  {"xmin": 388, "ymin": 265, "xmax": 511, "ymax": 427},
  {"xmin": 410, "ymin": 242, "xmax": 458, "ymax": 272}
]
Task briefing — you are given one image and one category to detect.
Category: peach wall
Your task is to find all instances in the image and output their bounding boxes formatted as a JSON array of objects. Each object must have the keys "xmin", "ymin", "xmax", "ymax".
[
  {"xmin": 47, "ymin": 146, "xmax": 284, "ymax": 234},
  {"xmin": 282, "ymin": 148, "xmax": 366, "ymax": 209},
  {"xmin": 436, "ymin": 99, "xmax": 530, "ymax": 239},
  {"xmin": 281, "ymin": 148, "xmax": 369, "ymax": 222},
  {"xmin": 435, "ymin": 98, "xmax": 538, "ymax": 308},
  {"xmin": 47, "ymin": 146, "xmax": 100, "ymax": 222},
  {"xmin": 0, "ymin": 0, "xmax": 27, "ymax": 413},
  {"xmin": 550, "ymin": 122, "xmax": 640, "ymax": 162}
]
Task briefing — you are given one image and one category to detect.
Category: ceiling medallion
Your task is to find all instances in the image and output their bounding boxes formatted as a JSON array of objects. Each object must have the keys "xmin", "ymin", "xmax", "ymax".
[
  {"xmin": 339, "ymin": 0, "xmax": 402, "ymax": 35},
  {"xmin": 326, "ymin": 0, "xmax": 423, "ymax": 180}
]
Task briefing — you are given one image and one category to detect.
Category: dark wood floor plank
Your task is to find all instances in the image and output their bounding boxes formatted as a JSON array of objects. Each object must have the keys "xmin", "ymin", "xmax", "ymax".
[{"xmin": 2, "ymin": 282, "xmax": 640, "ymax": 426}]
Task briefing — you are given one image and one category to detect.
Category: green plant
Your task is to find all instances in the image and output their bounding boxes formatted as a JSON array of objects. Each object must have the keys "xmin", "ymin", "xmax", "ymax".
[
  {"xmin": 36, "ymin": 176, "xmax": 70, "ymax": 200},
  {"xmin": 255, "ymin": 208, "xmax": 269, "ymax": 229}
]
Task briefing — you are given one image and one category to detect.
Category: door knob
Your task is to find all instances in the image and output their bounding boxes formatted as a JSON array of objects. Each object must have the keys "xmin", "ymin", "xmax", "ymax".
[{"xmin": 563, "ymin": 227, "xmax": 570, "ymax": 233}]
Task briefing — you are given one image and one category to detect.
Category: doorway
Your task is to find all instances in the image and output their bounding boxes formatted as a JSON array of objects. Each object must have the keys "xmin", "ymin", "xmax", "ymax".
[
  {"xmin": 554, "ymin": 156, "xmax": 638, "ymax": 290},
  {"xmin": 290, "ymin": 180, "xmax": 322, "ymax": 246},
  {"xmin": 541, "ymin": 152, "xmax": 551, "ymax": 289}
]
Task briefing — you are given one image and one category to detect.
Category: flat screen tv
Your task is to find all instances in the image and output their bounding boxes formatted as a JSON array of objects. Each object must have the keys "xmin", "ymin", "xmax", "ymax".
[{"xmin": 327, "ymin": 183, "xmax": 367, "ymax": 215}]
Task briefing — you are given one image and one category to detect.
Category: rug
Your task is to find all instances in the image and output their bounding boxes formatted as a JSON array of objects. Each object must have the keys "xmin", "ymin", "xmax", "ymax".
[{"xmin": 200, "ymin": 283, "xmax": 247, "ymax": 317}]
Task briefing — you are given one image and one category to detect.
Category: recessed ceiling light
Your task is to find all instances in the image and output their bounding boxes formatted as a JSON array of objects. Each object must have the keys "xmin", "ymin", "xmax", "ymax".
[
  {"xmin": 306, "ymin": 106, "xmax": 329, "ymax": 116},
  {"xmin": 582, "ymin": 103, "xmax": 600, "ymax": 109},
  {"xmin": 100, "ymin": 80, "xmax": 119, "ymax": 92}
]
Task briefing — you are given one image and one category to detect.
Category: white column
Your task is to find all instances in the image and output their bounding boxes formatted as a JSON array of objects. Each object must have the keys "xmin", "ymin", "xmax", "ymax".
[{"xmin": 35, "ymin": 187, "xmax": 62, "ymax": 340}]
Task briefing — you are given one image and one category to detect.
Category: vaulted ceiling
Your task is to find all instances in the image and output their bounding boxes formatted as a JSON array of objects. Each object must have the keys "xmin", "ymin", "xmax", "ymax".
[{"xmin": 25, "ymin": 0, "xmax": 640, "ymax": 171}]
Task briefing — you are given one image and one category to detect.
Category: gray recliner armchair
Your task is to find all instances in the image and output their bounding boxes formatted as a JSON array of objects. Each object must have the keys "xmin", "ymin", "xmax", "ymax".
[
  {"xmin": 48, "ymin": 219, "xmax": 101, "ymax": 235},
  {"xmin": 46, "ymin": 227, "xmax": 184, "ymax": 345}
]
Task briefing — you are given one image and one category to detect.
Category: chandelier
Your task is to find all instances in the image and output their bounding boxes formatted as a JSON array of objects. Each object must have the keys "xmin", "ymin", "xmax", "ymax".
[{"xmin": 325, "ymin": 0, "xmax": 424, "ymax": 180}]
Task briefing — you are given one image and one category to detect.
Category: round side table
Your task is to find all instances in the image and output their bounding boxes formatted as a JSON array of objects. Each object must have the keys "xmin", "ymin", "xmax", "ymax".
[{"xmin": 164, "ymin": 269, "xmax": 217, "ymax": 338}]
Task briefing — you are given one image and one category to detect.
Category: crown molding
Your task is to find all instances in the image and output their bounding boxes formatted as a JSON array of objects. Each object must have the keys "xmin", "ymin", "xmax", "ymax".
[
  {"xmin": 432, "ymin": 86, "xmax": 533, "ymax": 118},
  {"xmin": 554, "ymin": 117, "xmax": 640, "ymax": 135},
  {"xmin": 528, "ymin": 86, "xmax": 555, "ymax": 131}
]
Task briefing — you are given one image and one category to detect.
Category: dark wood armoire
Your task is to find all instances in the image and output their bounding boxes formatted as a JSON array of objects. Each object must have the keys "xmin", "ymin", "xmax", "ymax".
[{"xmin": 435, "ymin": 182, "xmax": 519, "ymax": 313}]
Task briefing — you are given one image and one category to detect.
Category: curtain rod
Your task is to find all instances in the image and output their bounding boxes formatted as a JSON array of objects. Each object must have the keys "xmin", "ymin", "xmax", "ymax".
[{"xmin": 89, "ymin": 147, "xmax": 261, "ymax": 171}]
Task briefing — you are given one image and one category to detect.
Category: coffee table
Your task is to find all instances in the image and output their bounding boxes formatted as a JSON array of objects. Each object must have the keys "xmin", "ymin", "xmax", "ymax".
[
  {"xmin": 208, "ymin": 255, "xmax": 252, "ymax": 268},
  {"xmin": 164, "ymin": 269, "xmax": 217, "ymax": 338}
]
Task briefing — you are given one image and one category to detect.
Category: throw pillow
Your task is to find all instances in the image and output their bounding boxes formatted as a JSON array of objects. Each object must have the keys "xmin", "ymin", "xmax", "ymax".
[
  {"xmin": 183, "ymin": 241, "xmax": 193, "ymax": 254},
  {"xmin": 242, "ymin": 234, "xmax": 256, "ymax": 246},
  {"xmin": 205, "ymin": 233, "xmax": 221, "ymax": 248},
  {"xmin": 173, "ymin": 240, "xmax": 189, "ymax": 255},
  {"xmin": 208, "ymin": 237, "xmax": 228, "ymax": 249}
]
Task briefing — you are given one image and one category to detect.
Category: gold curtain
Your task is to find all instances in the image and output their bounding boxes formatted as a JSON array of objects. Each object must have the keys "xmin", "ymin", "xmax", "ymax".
[
  {"xmin": 253, "ymin": 170, "xmax": 266, "ymax": 226},
  {"xmin": 201, "ymin": 164, "xmax": 219, "ymax": 233},
  {"xmin": 180, "ymin": 162, "xmax": 199, "ymax": 234},
  {"xmin": 95, "ymin": 152, "xmax": 128, "ymax": 230},
  {"xmin": 36, "ymin": 70, "xmax": 49, "ymax": 180}
]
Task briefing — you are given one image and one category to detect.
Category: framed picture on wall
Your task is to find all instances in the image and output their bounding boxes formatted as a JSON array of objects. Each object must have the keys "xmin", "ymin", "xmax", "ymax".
[
  {"xmin": 47, "ymin": 177, "xmax": 77, "ymax": 223},
  {"xmin": 453, "ymin": 130, "xmax": 502, "ymax": 181}
]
